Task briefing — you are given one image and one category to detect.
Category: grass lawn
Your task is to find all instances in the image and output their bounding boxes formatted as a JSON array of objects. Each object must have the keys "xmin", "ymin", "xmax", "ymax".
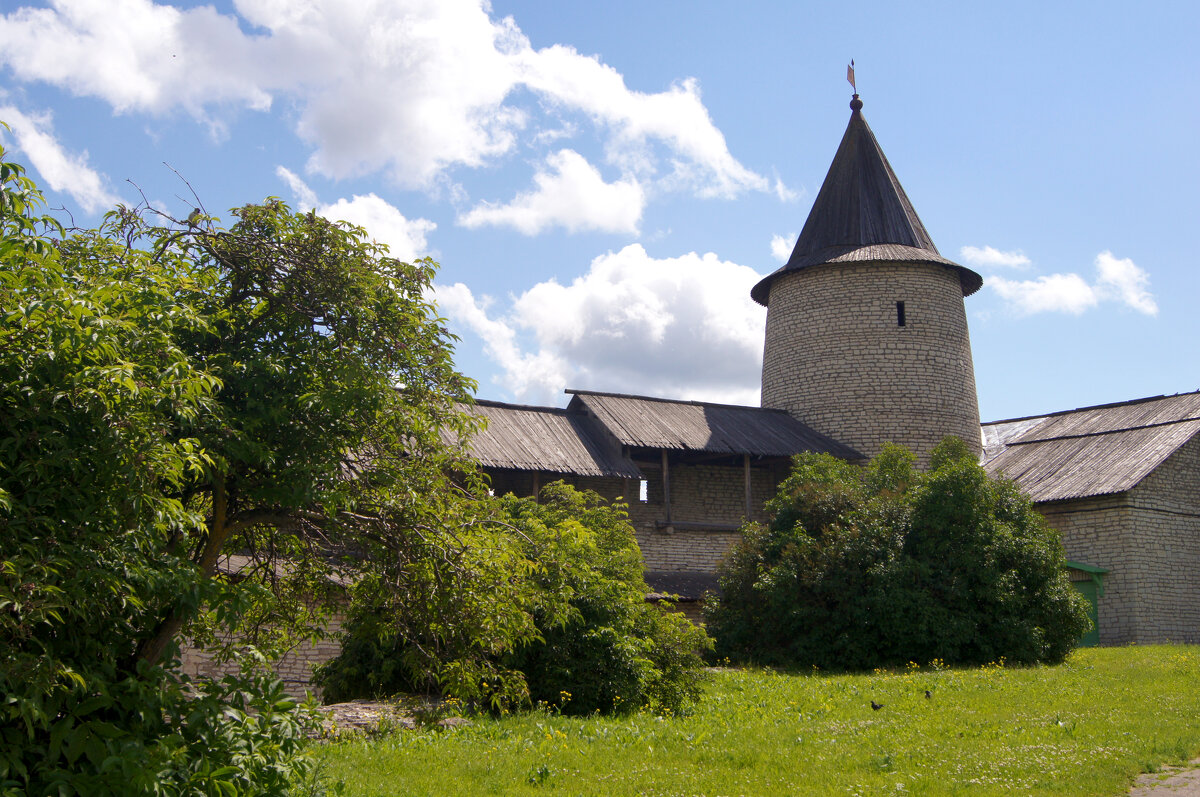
[{"xmin": 317, "ymin": 646, "xmax": 1200, "ymax": 796}]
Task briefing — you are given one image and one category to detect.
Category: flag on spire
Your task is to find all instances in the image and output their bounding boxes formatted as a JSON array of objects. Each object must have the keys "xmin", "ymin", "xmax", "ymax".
[{"xmin": 847, "ymin": 59, "xmax": 856, "ymax": 91}]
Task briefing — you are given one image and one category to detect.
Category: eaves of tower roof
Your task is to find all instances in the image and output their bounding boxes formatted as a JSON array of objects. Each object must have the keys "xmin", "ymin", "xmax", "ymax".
[{"xmin": 751, "ymin": 96, "xmax": 982, "ymax": 306}]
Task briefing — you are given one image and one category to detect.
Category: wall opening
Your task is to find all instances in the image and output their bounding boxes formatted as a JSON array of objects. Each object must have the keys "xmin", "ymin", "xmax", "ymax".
[
  {"xmin": 638, "ymin": 479, "xmax": 649, "ymax": 503},
  {"xmin": 896, "ymin": 300, "xmax": 906, "ymax": 327}
]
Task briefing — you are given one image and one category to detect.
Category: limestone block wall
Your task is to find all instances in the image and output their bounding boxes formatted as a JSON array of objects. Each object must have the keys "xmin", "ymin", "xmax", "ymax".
[
  {"xmin": 1038, "ymin": 495, "xmax": 1139, "ymax": 645},
  {"xmin": 626, "ymin": 463, "xmax": 777, "ymax": 573},
  {"xmin": 1126, "ymin": 434, "xmax": 1200, "ymax": 642},
  {"xmin": 180, "ymin": 605, "xmax": 346, "ymax": 699},
  {"xmin": 1040, "ymin": 434, "xmax": 1200, "ymax": 644},
  {"xmin": 484, "ymin": 463, "xmax": 781, "ymax": 574},
  {"xmin": 761, "ymin": 261, "xmax": 980, "ymax": 464}
]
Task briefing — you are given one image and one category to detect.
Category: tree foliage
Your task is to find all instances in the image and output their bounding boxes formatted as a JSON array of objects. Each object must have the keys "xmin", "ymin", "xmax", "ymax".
[
  {"xmin": 706, "ymin": 439, "xmax": 1090, "ymax": 670},
  {"xmin": 320, "ymin": 482, "xmax": 712, "ymax": 717},
  {"xmin": 0, "ymin": 141, "xmax": 482, "ymax": 793}
]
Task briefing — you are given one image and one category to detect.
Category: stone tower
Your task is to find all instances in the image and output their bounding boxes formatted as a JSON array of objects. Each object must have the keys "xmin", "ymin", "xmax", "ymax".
[{"xmin": 753, "ymin": 94, "xmax": 983, "ymax": 464}]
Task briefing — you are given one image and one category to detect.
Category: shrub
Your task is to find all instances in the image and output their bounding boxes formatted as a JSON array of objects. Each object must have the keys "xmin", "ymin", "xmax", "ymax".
[
  {"xmin": 706, "ymin": 440, "xmax": 1090, "ymax": 670},
  {"xmin": 319, "ymin": 483, "xmax": 712, "ymax": 716}
]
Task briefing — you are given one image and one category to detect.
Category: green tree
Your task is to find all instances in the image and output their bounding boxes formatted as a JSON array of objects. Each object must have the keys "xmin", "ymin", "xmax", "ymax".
[
  {"xmin": 707, "ymin": 439, "xmax": 1089, "ymax": 670},
  {"xmin": 0, "ymin": 141, "xmax": 484, "ymax": 793},
  {"xmin": 320, "ymin": 483, "xmax": 713, "ymax": 717}
]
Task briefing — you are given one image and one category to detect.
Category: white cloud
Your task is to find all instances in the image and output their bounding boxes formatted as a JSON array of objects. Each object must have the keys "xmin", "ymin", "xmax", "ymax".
[
  {"xmin": 987, "ymin": 251, "xmax": 1157, "ymax": 316},
  {"xmin": 0, "ymin": 0, "xmax": 270, "ymax": 122},
  {"xmin": 433, "ymin": 282, "xmax": 571, "ymax": 400},
  {"xmin": 516, "ymin": 47, "xmax": 767, "ymax": 198},
  {"xmin": 275, "ymin": 166, "xmax": 317, "ymax": 210},
  {"xmin": 457, "ymin": 149, "xmax": 644, "ymax": 235},
  {"xmin": 960, "ymin": 245, "xmax": 1031, "ymax": 269},
  {"xmin": 0, "ymin": 104, "xmax": 120, "ymax": 213},
  {"xmin": 0, "ymin": 0, "xmax": 767, "ymax": 202},
  {"xmin": 989, "ymin": 273, "xmax": 1098, "ymax": 316},
  {"xmin": 317, "ymin": 194, "xmax": 435, "ymax": 262},
  {"xmin": 435, "ymin": 243, "xmax": 765, "ymax": 405},
  {"xmin": 276, "ymin": 165, "xmax": 434, "ymax": 261},
  {"xmin": 770, "ymin": 233, "xmax": 795, "ymax": 263},
  {"xmin": 1094, "ymin": 250, "xmax": 1157, "ymax": 315},
  {"xmin": 772, "ymin": 175, "xmax": 798, "ymax": 202}
]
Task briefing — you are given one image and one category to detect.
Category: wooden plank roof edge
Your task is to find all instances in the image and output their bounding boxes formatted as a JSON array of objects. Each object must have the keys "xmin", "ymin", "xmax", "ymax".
[
  {"xmin": 565, "ymin": 388, "xmax": 794, "ymax": 415},
  {"xmin": 470, "ymin": 397, "xmax": 570, "ymax": 413},
  {"xmin": 981, "ymin": 389, "xmax": 1200, "ymax": 428},
  {"xmin": 1005, "ymin": 416, "xmax": 1200, "ymax": 446}
]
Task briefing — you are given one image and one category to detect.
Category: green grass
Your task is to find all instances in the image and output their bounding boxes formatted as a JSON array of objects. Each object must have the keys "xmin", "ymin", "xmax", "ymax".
[{"xmin": 317, "ymin": 646, "xmax": 1200, "ymax": 795}]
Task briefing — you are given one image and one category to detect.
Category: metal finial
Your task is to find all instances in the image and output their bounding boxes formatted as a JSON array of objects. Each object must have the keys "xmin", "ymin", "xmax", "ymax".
[{"xmin": 847, "ymin": 59, "xmax": 862, "ymax": 111}]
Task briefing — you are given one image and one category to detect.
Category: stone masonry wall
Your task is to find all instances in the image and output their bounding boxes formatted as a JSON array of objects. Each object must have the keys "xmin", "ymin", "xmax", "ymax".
[
  {"xmin": 1126, "ymin": 433, "xmax": 1200, "ymax": 642},
  {"xmin": 761, "ymin": 261, "xmax": 981, "ymax": 464},
  {"xmin": 1039, "ymin": 434, "xmax": 1200, "ymax": 644},
  {"xmin": 486, "ymin": 463, "xmax": 779, "ymax": 574},
  {"xmin": 180, "ymin": 604, "xmax": 346, "ymax": 699},
  {"xmin": 1038, "ymin": 495, "xmax": 1139, "ymax": 645}
]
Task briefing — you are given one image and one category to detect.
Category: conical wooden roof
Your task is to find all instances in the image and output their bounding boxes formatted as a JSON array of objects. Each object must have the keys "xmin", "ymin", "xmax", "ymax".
[{"xmin": 751, "ymin": 95, "xmax": 982, "ymax": 306}]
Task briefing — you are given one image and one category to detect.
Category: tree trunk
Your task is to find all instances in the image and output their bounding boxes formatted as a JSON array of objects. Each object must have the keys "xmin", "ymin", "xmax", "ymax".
[{"xmin": 136, "ymin": 475, "xmax": 231, "ymax": 667}]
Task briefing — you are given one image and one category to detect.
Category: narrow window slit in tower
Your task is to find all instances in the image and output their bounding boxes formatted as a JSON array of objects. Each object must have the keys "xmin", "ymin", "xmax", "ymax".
[{"xmin": 896, "ymin": 301, "xmax": 906, "ymax": 327}]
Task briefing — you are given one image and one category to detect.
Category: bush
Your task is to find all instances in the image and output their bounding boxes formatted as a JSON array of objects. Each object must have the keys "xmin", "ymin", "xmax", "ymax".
[
  {"xmin": 500, "ymin": 483, "xmax": 712, "ymax": 715},
  {"xmin": 319, "ymin": 483, "xmax": 712, "ymax": 716},
  {"xmin": 706, "ymin": 440, "xmax": 1090, "ymax": 670}
]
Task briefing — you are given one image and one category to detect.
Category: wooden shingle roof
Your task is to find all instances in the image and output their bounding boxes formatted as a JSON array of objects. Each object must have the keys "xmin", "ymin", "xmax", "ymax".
[
  {"xmin": 463, "ymin": 400, "xmax": 641, "ymax": 478},
  {"xmin": 982, "ymin": 392, "xmax": 1200, "ymax": 502},
  {"xmin": 566, "ymin": 390, "xmax": 863, "ymax": 460},
  {"xmin": 751, "ymin": 95, "xmax": 982, "ymax": 306}
]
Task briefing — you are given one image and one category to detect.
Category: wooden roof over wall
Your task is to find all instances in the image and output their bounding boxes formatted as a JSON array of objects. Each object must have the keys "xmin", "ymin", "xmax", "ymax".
[
  {"xmin": 459, "ymin": 390, "xmax": 863, "ymax": 479},
  {"xmin": 982, "ymin": 392, "xmax": 1200, "ymax": 502},
  {"xmin": 567, "ymin": 390, "xmax": 863, "ymax": 460},
  {"xmin": 462, "ymin": 400, "xmax": 641, "ymax": 478},
  {"xmin": 752, "ymin": 95, "xmax": 982, "ymax": 305}
]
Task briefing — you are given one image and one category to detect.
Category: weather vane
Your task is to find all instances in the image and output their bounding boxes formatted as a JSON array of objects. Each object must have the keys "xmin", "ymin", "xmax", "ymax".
[{"xmin": 847, "ymin": 58, "xmax": 856, "ymax": 92}]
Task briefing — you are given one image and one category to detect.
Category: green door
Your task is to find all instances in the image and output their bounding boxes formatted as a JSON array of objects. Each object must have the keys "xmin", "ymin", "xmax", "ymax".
[{"xmin": 1074, "ymin": 579, "xmax": 1100, "ymax": 647}]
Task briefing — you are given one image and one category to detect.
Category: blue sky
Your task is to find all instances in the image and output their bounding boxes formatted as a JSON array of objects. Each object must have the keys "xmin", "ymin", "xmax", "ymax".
[{"xmin": 1, "ymin": 0, "xmax": 1196, "ymax": 422}]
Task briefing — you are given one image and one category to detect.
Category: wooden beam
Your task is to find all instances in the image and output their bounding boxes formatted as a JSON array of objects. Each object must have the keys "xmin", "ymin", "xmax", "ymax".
[
  {"xmin": 661, "ymin": 449, "xmax": 672, "ymax": 525},
  {"xmin": 744, "ymin": 453, "xmax": 752, "ymax": 520}
]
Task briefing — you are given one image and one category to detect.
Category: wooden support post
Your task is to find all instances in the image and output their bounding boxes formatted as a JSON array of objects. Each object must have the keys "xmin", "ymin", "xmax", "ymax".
[
  {"xmin": 744, "ymin": 454, "xmax": 752, "ymax": 520},
  {"xmin": 532, "ymin": 471, "xmax": 540, "ymax": 502},
  {"xmin": 661, "ymin": 449, "xmax": 672, "ymax": 526}
]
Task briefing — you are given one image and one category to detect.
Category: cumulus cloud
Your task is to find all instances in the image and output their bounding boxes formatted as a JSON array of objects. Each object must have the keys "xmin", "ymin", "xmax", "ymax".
[
  {"xmin": 960, "ymin": 245, "xmax": 1031, "ymax": 269},
  {"xmin": 457, "ymin": 149, "xmax": 644, "ymax": 235},
  {"xmin": 989, "ymin": 273, "xmax": 1098, "ymax": 315},
  {"xmin": 1094, "ymin": 250, "xmax": 1157, "ymax": 315},
  {"xmin": 276, "ymin": 166, "xmax": 435, "ymax": 261},
  {"xmin": 434, "ymin": 283, "xmax": 572, "ymax": 400},
  {"xmin": 0, "ymin": 0, "xmax": 769, "ymax": 202},
  {"xmin": 0, "ymin": 104, "xmax": 120, "ymax": 212},
  {"xmin": 770, "ymin": 233, "xmax": 795, "ymax": 263},
  {"xmin": 987, "ymin": 251, "xmax": 1157, "ymax": 316},
  {"xmin": 0, "ymin": 0, "xmax": 270, "ymax": 123},
  {"xmin": 435, "ymin": 244, "xmax": 766, "ymax": 405},
  {"xmin": 515, "ymin": 48, "xmax": 767, "ymax": 198},
  {"xmin": 317, "ymin": 194, "xmax": 436, "ymax": 262}
]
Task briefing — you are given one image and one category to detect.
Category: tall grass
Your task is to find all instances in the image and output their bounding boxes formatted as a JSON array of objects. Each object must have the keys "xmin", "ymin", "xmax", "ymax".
[{"xmin": 319, "ymin": 646, "xmax": 1200, "ymax": 795}]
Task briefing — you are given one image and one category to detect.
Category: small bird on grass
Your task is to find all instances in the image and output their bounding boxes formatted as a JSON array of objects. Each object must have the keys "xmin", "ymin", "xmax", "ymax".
[
  {"xmin": 870, "ymin": 700, "xmax": 884, "ymax": 711},
  {"xmin": 925, "ymin": 690, "xmax": 932, "ymax": 699}
]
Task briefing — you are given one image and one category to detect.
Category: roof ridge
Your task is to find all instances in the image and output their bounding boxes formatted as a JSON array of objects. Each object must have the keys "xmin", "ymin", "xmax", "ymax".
[
  {"xmin": 982, "ymin": 390, "xmax": 1200, "ymax": 426},
  {"xmin": 471, "ymin": 398, "xmax": 571, "ymax": 413},
  {"xmin": 566, "ymin": 388, "xmax": 791, "ymax": 414},
  {"xmin": 1007, "ymin": 414, "xmax": 1200, "ymax": 445}
]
